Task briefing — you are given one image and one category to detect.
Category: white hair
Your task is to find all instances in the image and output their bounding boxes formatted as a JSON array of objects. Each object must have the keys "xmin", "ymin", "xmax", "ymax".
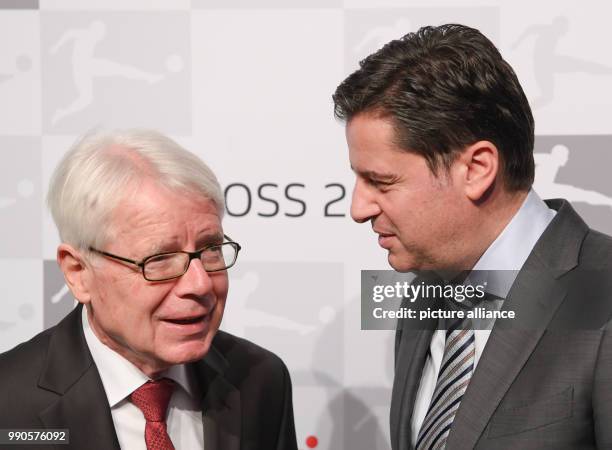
[{"xmin": 47, "ymin": 129, "xmax": 224, "ymax": 250}]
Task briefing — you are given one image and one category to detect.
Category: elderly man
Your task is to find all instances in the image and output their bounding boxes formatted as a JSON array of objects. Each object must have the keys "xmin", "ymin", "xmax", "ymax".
[
  {"xmin": 333, "ymin": 24, "xmax": 612, "ymax": 449},
  {"xmin": 0, "ymin": 130, "xmax": 298, "ymax": 450}
]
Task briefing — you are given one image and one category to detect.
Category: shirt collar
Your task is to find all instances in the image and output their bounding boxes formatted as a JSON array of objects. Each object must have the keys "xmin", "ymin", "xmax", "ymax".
[
  {"xmin": 82, "ymin": 306, "xmax": 199, "ymax": 407},
  {"xmin": 469, "ymin": 189, "xmax": 557, "ymax": 298}
]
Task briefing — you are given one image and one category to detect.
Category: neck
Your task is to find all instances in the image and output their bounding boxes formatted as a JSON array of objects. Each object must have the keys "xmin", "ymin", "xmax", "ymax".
[
  {"xmin": 454, "ymin": 189, "xmax": 529, "ymax": 272},
  {"xmin": 86, "ymin": 305, "xmax": 169, "ymax": 378}
]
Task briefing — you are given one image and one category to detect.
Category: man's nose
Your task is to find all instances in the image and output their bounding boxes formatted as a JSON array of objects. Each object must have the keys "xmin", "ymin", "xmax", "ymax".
[
  {"xmin": 350, "ymin": 179, "xmax": 381, "ymax": 224},
  {"xmin": 176, "ymin": 257, "xmax": 215, "ymax": 297}
]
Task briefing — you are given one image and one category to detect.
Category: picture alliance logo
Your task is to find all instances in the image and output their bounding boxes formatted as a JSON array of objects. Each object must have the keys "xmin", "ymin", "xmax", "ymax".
[{"xmin": 223, "ymin": 182, "xmax": 349, "ymax": 218}]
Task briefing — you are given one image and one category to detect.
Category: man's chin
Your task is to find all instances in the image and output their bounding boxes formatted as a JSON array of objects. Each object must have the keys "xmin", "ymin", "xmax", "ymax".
[
  {"xmin": 387, "ymin": 253, "xmax": 417, "ymax": 273},
  {"xmin": 163, "ymin": 339, "xmax": 213, "ymax": 365}
]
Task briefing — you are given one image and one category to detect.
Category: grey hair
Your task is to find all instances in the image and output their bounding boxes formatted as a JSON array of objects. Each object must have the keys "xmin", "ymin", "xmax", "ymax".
[{"xmin": 47, "ymin": 129, "xmax": 224, "ymax": 250}]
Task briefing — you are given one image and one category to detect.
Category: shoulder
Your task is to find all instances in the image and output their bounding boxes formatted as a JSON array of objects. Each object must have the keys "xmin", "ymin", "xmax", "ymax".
[
  {"xmin": 0, "ymin": 305, "xmax": 84, "ymax": 378},
  {"xmin": 581, "ymin": 228, "xmax": 612, "ymax": 266},
  {"xmin": 212, "ymin": 330, "xmax": 289, "ymax": 382},
  {"xmin": 207, "ymin": 333, "xmax": 297, "ymax": 448},
  {"xmin": 569, "ymin": 228, "xmax": 612, "ymax": 325},
  {"xmin": 208, "ymin": 330, "xmax": 292, "ymax": 403},
  {"xmin": 0, "ymin": 327, "xmax": 58, "ymax": 424},
  {"xmin": 0, "ymin": 326, "xmax": 54, "ymax": 379}
]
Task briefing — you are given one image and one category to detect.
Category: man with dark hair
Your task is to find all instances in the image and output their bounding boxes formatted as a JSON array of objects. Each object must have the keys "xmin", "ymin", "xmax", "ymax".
[{"xmin": 334, "ymin": 24, "xmax": 612, "ymax": 449}]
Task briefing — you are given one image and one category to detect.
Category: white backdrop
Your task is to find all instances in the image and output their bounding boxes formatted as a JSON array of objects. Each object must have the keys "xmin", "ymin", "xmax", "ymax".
[{"xmin": 1, "ymin": 1, "xmax": 612, "ymax": 449}]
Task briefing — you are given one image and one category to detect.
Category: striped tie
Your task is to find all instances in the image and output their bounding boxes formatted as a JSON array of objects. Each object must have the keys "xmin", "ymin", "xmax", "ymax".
[{"xmin": 415, "ymin": 320, "xmax": 475, "ymax": 450}]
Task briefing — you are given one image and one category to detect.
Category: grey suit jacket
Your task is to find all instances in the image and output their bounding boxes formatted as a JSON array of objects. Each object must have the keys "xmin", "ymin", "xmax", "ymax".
[
  {"xmin": 391, "ymin": 199, "xmax": 612, "ymax": 450},
  {"xmin": 0, "ymin": 304, "xmax": 298, "ymax": 450}
]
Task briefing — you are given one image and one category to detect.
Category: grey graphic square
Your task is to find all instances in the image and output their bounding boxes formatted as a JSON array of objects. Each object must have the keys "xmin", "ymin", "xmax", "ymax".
[
  {"xmin": 308, "ymin": 384, "xmax": 390, "ymax": 450},
  {"xmin": 192, "ymin": 0, "xmax": 341, "ymax": 9},
  {"xmin": 40, "ymin": 0, "xmax": 189, "ymax": 10},
  {"xmin": 42, "ymin": 136, "xmax": 78, "ymax": 259},
  {"xmin": 345, "ymin": 7, "xmax": 499, "ymax": 72},
  {"xmin": 43, "ymin": 259, "xmax": 76, "ymax": 329},
  {"xmin": 0, "ymin": 136, "xmax": 41, "ymax": 258},
  {"xmin": 0, "ymin": 0, "xmax": 38, "ymax": 9},
  {"xmin": 224, "ymin": 262, "xmax": 343, "ymax": 382},
  {"xmin": 302, "ymin": 293, "xmax": 394, "ymax": 450},
  {"xmin": 534, "ymin": 135, "xmax": 612, "ymax": 235},
  {"xmin": 293, "ymin": 312, "xmax": 394, "ymax": 450},
  {"xmin": 41, "ymin": 12, "xmax": 191, "ymax": 134},
  {"xmin": 0, "ymin": 11, "xmax": 41, "ymax": 135},
  {"xmin": 509, "ymin": 16, "xmax": 612, "ymax": 111},
  {"xmin": 293, "ymin": 385, "xmax": 342, "ymax": 450},
  {"xmin": 0, "ymin": 259, "xmax": 42, "ymax": 353}
]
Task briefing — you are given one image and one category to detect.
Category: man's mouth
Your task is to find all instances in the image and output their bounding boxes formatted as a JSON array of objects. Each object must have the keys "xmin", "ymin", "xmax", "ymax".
[
  {"xmin": 377, "ymin": 232, "xmax": 395, "ymax": 249},
  {"xmin": 164, "ymin": 315, "xmax": 206, "ymax": 325}
]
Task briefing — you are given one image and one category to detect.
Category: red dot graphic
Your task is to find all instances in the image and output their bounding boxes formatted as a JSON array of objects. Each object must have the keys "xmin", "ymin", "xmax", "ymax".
[{"xmin": 306, "ymin": 435, "xmax": 318, "ymax": 448}]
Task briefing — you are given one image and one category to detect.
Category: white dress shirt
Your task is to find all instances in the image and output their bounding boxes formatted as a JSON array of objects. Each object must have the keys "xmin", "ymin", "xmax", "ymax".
[
  {"xmin": 410, "ymin": 189, "xmax": 557, "ymax": 445},
  {"xmin": 82, "ymin": 307, "xmax": 205, "ymax": 450}
]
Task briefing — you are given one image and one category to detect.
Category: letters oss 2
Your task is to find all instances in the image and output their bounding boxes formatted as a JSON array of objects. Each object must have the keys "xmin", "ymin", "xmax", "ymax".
[{"xmin": 224, "ymin": 183, "xmax": 348, "ymax": 218}]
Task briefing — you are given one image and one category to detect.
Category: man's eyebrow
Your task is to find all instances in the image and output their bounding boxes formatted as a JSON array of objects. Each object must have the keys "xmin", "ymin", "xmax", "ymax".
[
  {"xmin": 351, "ymin": 167, "xmax": 398, "ymax": 181},
  {"xmin": 196, "ymin": 231, "xmax": 224, "ymax": 247},
  {"xmin": 147, "ymin": 238, "xmax": 179, "ymax": 254},
  {"xmin": 146, "ymin": 232, "xmax": 224, "ymax": 255}
]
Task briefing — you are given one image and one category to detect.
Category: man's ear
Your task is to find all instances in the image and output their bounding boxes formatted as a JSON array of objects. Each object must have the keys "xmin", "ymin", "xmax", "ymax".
[
  {"xmin": 57, "ymin": 244, "xmax": 93, "ymax": 304},
  {"xmin": 458, "ymin": 140, "xmax": 499, "ymax": 202}
]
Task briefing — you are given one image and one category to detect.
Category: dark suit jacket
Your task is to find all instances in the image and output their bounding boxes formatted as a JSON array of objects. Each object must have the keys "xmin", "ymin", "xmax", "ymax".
[
  {"xmin": 0, "ymin": 304, "xmax": 298, "ymax": 450},
  {"xmin": 391, "ymin": 199, "xmax": 612, "ymax": 449}
]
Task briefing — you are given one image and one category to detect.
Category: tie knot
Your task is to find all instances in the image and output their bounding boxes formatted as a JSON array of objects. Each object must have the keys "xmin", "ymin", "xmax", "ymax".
[{"xmin": 130, "ymin": 378, "xmax": 176, "ymax": 422}]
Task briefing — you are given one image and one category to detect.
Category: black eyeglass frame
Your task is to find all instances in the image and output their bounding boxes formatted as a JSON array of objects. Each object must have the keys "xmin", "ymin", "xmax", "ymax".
[{"xmin": 89, "ymin": 234, "xmax": 242, "ymax": 282}]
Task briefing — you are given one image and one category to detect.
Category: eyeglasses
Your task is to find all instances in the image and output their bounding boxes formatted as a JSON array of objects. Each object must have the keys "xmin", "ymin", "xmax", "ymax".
[{"xmin": 89, "ymin": 234, "xmax": 241, "ymax": 282}]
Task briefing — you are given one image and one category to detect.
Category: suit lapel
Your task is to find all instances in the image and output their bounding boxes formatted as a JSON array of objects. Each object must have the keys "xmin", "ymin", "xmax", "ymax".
[
  {"xmin": 392, "ymin": 275, "xmax": 442, "ymax": 450},
  {"xmin": 446, "ymin": 199, "xmax": 588, "ymax": 449},
  {"xmin": 39, "ymin": 368, "xmax": 120, "ymax": 450},
  {"xmin": 193, "ymin": 344, "xmax": 241, "ymax": 450},
  {"xmin": 37, "ymin": 305, "xmax": 120, "ymax": 450},
  {"xmin": 391, "ymin": 328, "xmax": 433, "ymax": 450},
  {"xmin": 445, "ymin": 267, "xmax": 567, "ymax": 449}
]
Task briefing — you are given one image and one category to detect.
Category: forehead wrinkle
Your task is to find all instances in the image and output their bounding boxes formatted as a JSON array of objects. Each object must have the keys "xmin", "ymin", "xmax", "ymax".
[
  {"xmin": 112, "ymin": 210, "xmax": 175, "ymax": 258},
  {"xmin": 121, "ymin": 202, "xmax": 174, "ymax": 232},
  {"xmin": 126, "ymin": 208, "xmax": 222, "ymax": 256},
  {"xmin": 108, "ymin": 178, "xmax": 222, "ymax": 258}
]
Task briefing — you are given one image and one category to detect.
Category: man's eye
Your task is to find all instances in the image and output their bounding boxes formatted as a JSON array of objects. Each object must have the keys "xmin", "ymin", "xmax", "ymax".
[{"xmin": 368, "ymin": 179, "xmax": 390, "ymax": 188}]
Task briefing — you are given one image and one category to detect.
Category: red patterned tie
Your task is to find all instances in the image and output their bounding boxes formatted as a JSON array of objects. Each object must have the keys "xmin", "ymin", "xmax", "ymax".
[{"xmin": 130, "ymin": 378, "xmax": 176, "ymax": 450}]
